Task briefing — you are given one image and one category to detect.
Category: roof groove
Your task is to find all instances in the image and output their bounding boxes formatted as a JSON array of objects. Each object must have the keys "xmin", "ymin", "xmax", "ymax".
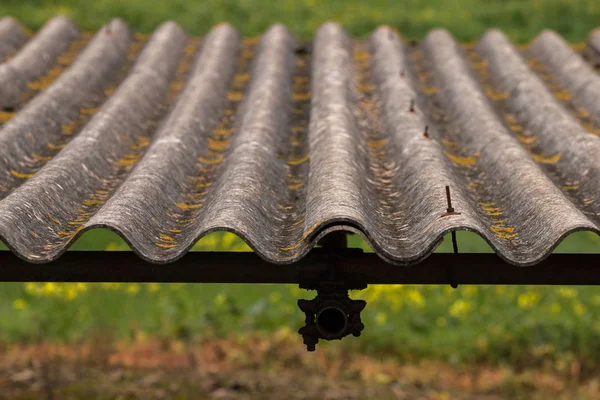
[
  {"xmin": 421, "ymin": 30, "xmax": 595, "ymax": 261},
  {"xmin": 0, "ymin": 22, "xmax": 189, "ymax": 260},
  {"xmin": 0, "ymin": 19, "xmax": 135, "ymax": 200},
  {"xmin": 336, "ymin": 30, "xmax": 436, "ymax": 260},
  {"xmin": 0, "ymin": 16, "xmax": 82, "ymax": 110},
  {"xmin": 474, "ymin": 30, "xmax": 600, "ymax": 225},
  {"xmin": 529, "ymin": 31, "xmax": 600, "ymax": 135},
  {"xmin": 152, "ymin": 25, "xmax": 259, "ymax": 253},
  {"xmin": 409, "ymin": 32, "xmax": 522, "ymax": 255},
  {"xmin": 367, "ymin": 27, "xmax": 478, "ymax": 261},
  {"xmin": 165, "ymin": 37, "xmax": 201, "ymax": 103},
  {"xmin": 84, "ymin": 24, "xmax": 243, "ymax": 261},
  {"xmin": 278, "ymin": 39, "xmax": 311, "ymax": 241},
  {"xmin": 354, "ymin": 38, "xmax": 401, "ymax": 230},
  {"xmin": 197, "ymin": 24, "xmax": 299, "ymax": 257},
  {"xmin": 0, "ymin": 19, "xmax": 599, "ymax": 265}
]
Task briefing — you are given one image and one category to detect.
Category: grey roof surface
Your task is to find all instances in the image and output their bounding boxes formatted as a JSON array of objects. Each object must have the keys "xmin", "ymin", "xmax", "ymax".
[{"xmin": 1, "ymin": 17, "xmax": 600, "ymax": 265}]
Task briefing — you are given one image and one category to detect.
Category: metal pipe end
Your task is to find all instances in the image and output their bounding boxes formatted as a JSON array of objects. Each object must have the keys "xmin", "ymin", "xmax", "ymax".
[{"xmin": 316, "ymin": 305, "xmax": 348, "ymax": 339}]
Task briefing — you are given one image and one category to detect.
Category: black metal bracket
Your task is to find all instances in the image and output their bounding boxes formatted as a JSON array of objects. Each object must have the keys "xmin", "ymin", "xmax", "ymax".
[
  {"xmin": 296, "ymin": 261, "xmax": 367, "ymax": 351},
  {"xmin": 297, "ymin": 285, "xmax": 366, "ymax": 352},
  {"xmin": 296, "ymin": 232, "xmax": 368, "ymax": 351}
]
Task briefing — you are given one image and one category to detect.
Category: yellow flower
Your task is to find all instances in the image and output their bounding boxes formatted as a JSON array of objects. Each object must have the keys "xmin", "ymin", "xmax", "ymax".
[
  {"xmin": 274, "ymin": 326, "xmax": 293, "ymax": 340},
  {"xmin": 444, "ymin": 286, "xmax": 455, "ymax": 295},
  {"xmin": 126, "ymin": 284, "xmax": 140, "ymax": 295},
  {"xmin": 405, "ymin": 289, "xmax": 425, "ymax": 308},
  {"xmin": 374, "ymin": 372, "xmax": 393, "ymax": 384},
  {"xmin": 214, "ymin": 293, "xmax": 226, "ymax": 306},
  {"xmin": 558, "ymin": 288, "xmax": 577, "ymax": 299},
  {"xmin": 517, "ymin": 291, "xmax": 540, "ymax": 309},
  {"xmin": 147, "ymin": 283, "xmax": 160, "ymax": 293},
  {"xmin": 75, "ymin": 283, "xmax": 88, "ymax": 292},
  {"xmin": 101, "ymin": 282, "xmax": 123, "ymax": 290},
  {"xmin": 375, "ymin": 312, "xmax": 387, "ymax": 325},
  {"xmin": 106, "ymin": 242, "xmax": 129, "ymax": 251},
  {"xmin": 573, "ymin": 301, "xmax": 586, "ymax": 316},
  {"xmin": 64, "ymin": 287, "xmax": 78, "ymax": 301},
  {"xmin": 43, "ymin": 282, "xmax": 58, "ymax": 295},
  {"xmin": 551, "ymin": 302, "xmax": 561, "ymax": 314},
  {"xmin": 24, "ymin": 282, "xmax": 46, "ymax": 296},
  {"xmin": 389, "ymin": 293, "xmax": 403, "ymax": 311},
  {"xmin": 269, "ymin": 292, "xmax": 281, "ymax": 303},
  {"xmin": 221, "ymin": 232, "xmax": 237, "ymax": 249},
  {"xmin": 134, "ymin": 330, "xmax": 148, "ymax": 342},
  {"xmin": 449, "ymin": 300, "xmax": 472, "ymax": 319},
  {"xmin": 22, "ymin": 282, "xmax": 88, "ymax": 301},
  {"xmin": 361, "ymin": 284, "xmax": 404, "ymax": 303},
  {"xmin": 13, "ymin": 298, "xmax": 27, "ymax": 310}
]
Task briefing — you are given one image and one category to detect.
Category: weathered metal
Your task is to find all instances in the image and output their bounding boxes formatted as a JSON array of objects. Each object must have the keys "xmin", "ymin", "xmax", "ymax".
[
  {"xmin": 298, "ymin": 288, "xmax": 366, "ymax": 351},
  {"xmin": 0, "ymin": 250, "xmax": 599, "ymax": 285}
]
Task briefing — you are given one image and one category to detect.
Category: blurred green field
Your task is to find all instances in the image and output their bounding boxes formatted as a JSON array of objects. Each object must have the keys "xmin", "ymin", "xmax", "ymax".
[
  {"xmin": 1, "ymin": 0, "xmax": 600, "ymax": 42},
  {"xmin": 1, "ymin": 0, "xmax": 600, "ymax": 371},
  {"xmin": 2, "ymin": 256, "xmax": 600, "ymax": 371},
  {"xmin": 1, "ymin": 230, "xmax": 600, "ymax": 369}
]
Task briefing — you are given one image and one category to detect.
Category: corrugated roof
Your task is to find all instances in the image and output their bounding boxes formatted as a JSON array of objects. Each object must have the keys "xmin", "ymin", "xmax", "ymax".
[{"xmin": 0, "ymin": 17, "xmax": 600, "ymax": 266}]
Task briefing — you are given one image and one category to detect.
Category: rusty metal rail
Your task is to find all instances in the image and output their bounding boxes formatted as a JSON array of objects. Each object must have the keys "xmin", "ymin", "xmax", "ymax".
[{"xmin": 0, "ymin": 250, "xmax": 598, "ymax": 285}]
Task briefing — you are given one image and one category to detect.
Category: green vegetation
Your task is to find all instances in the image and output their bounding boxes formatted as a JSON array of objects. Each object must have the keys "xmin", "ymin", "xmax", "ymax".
[
  {"xmin": 1, "ymin": 0, "xmax": 599, "ymax": 42},
  {"xmin": 1, "ymin": 0, "xmax": 600, "ymax": 376},
  {"xmin": 3, "ymin": 264, "xmax": 600, "ymax": 370},
  {"xmin": 1, "ymin": 233, "xmax": 600, "ymax": 369}
]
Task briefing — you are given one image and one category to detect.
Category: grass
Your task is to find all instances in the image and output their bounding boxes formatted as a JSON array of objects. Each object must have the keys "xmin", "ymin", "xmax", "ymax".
[
  {"xmin": 1, "ymin": 0, "xmax": 600, "ymax": 381},
  {"xmin": 1, "ymin": 233, "xmax": 600, "ymax": 370},
  {"xmin": 0, "ymin": 0, "xmax": 599, "ymax": 42},
  {"xmin": 3, "ymin": 275, "xmax": 600, "ymax": 370}
]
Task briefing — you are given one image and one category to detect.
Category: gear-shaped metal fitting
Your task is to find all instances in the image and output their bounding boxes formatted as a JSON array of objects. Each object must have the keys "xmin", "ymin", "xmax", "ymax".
[{"xmin": 297, "ymin": 286, "xmax": 366, "ymax": 351}]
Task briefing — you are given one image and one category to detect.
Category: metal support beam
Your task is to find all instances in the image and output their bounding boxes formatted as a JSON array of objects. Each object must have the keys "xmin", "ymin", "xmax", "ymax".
[{"xmin": 0, "ymin": 250, "xmax": 599, "ymax": 285}]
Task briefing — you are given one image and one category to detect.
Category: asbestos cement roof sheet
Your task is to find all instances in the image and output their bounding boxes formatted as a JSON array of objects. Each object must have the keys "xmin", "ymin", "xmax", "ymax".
[{"xmin": 1, "ymin": 16, "xmax": 600, "ymax": 266}]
